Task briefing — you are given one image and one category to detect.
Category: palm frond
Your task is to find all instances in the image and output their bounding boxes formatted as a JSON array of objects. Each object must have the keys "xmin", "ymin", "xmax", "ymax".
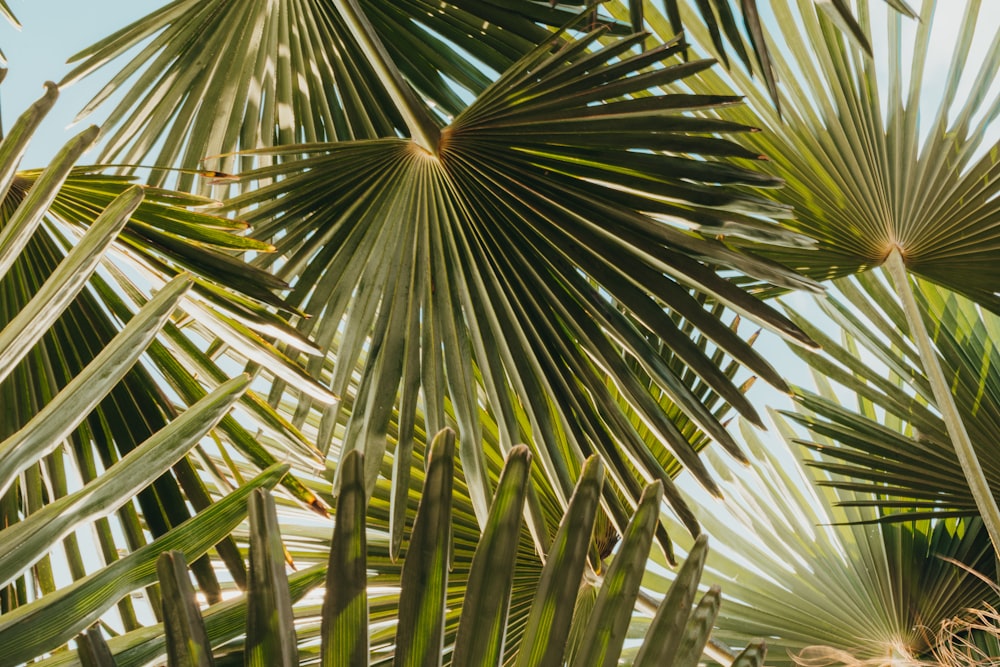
[
  {"xmin": 41, "ymin": 432, "xmax": 768, "ymax": 667},
  {"xmin": 652, "ymin": 0, "xmax": 1000, "ymax": 313},
  {"xmin": 608, "ymin": 0, "xmax": 917, "ymax": 112},
  {"xmin": 780, "ymin": 274, "xmax": 1000, "ymax": 519},
  {"xmin": 223, "ymin": 26, "xmax": 818, "ymax": 555},
  {"xmin": 0, "ymin": 83, "xmax": 328, "ymax": 646}
]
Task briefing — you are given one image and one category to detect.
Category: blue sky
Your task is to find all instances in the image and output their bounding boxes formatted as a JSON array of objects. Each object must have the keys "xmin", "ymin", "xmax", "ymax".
[{"xmin": 0, "ymin": 2, "xmax": 156, "ymax": 166}]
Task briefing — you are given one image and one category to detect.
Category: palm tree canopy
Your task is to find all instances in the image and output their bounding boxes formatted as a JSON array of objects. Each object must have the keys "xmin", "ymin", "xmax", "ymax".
[
  {"xmin": 0, "ymin": 84, "xmax": 329, "ymax": 637},
  {"xmin": 59, "ymin": 0, "xmax": 630, "ymax": 190},
  {"xmin": 5, "ymin": 1, "xmax": 999, "ymax": 664},
  {"xmin": 51, "ymin": 0, "xmax": 836, "ymax": 561}
]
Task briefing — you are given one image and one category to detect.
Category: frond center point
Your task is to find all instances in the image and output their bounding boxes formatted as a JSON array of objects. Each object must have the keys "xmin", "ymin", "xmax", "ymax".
[
  {"xmin": 407, "ymin": 137, "xmax": 439, "ymax": 162},
  {"xmin": 881, "ymin": 242, "xmax": 911, "ymax": 267}
]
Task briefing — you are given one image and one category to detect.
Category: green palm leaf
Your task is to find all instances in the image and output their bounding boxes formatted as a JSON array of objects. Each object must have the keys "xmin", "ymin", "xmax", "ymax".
[
  {"xmin": 622, "ymin": 0, "xmax": 917, "ymax": 112},
  {"xmin": 55, "ymin": 431, "xmax": 765, "ymax": 667},
  {"xmin": 0, "ymin": 82, "xmax": 333, "ymax": 650},
  {"xmin": 224, "ymin": 26, "xmax": 817, "ymax": 556},
  {"xmin": 657, "ymin": 0, "xmax": 1000, "ymax": 310},
  {"xmin": 780, "ymin": 276, "xmax": 1000, "ymax": 519}
]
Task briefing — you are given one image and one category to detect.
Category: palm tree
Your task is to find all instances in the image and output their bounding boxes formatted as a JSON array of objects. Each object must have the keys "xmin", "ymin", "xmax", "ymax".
[{"xmin": 2, "ymin": 0, "xmax": 995, "ymax": 664}]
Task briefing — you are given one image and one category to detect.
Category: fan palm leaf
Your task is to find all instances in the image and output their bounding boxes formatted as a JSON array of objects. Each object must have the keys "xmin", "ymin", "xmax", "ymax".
[
  {"xmin": 627, "ymin": 0, "xmax": 1000, "ymax": 304},
  {"xmin": 647, "ymin": 420, "xmax": 999, "ymax": 665},
  {"xmin": 778, "ymin": 275, "xmax": 1000, "ymax": 521},
  {"xmin": 36, "ymin": 433, "xmax": 769, "ymax": 667},
  {"xmin": 221, "ymin": 22, "xmax": 821, "ymax": 558},
  {"xmin": 719, "ymin": 0, "xmax": 1000, "ymax": 308},
  {"xmin": 602, "ymin": 0, "xmax": 917, "ymax": 114},
  {"xmin": 59, "ymin": 0, "xmax": 631, "ymax": 190}
]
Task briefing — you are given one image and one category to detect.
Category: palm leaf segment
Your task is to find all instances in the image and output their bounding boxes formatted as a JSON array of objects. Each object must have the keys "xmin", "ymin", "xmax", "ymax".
[
  {"xmin": 227, "ymin": 25, "xmax": 819, "ymax": 551},
  {"xmin": 0, "ymin": 0, "xmax": 18, "ymax": 65}
]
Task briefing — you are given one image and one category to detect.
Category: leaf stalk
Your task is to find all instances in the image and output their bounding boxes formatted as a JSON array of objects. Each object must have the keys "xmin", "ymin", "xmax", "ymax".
[{"xmin": 884, "ymin": 248, "xmax": 1000, "ymax": 554}]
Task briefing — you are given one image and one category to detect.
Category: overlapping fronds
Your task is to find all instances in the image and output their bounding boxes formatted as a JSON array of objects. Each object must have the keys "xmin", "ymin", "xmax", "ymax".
[
  {"xmin": 59, "ymin": 0, "xmax": 632, "ymax": 190},
  {"xmin": 778, "ymin": 275, "xmax": 1000, "ymax": 520},
  {"xmin": 628, "ymin": 0, "xmax": 916, "ymax": 112},
  {"xmin": 36, "ymin": 433, "xmax": 768, "ymax": 667},
  {"xmin": 0, "ymin": 83, "xmax": 327, "ymax": 649}
]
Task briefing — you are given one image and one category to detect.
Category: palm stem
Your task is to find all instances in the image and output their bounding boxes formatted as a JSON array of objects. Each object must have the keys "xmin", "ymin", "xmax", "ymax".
[
  {"xmin": 884, "ymin": 248, "xmax": 1000, "ymax": 553},
  {"xmin": 333, "ymin": 0, "xmax": 440, "ymax": 153}
]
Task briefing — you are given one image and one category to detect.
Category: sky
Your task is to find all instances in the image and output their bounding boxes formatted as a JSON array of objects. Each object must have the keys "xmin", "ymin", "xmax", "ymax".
[{"xmin": 0, "ymin": 1, "xmax": 157, "ymax": 166}]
